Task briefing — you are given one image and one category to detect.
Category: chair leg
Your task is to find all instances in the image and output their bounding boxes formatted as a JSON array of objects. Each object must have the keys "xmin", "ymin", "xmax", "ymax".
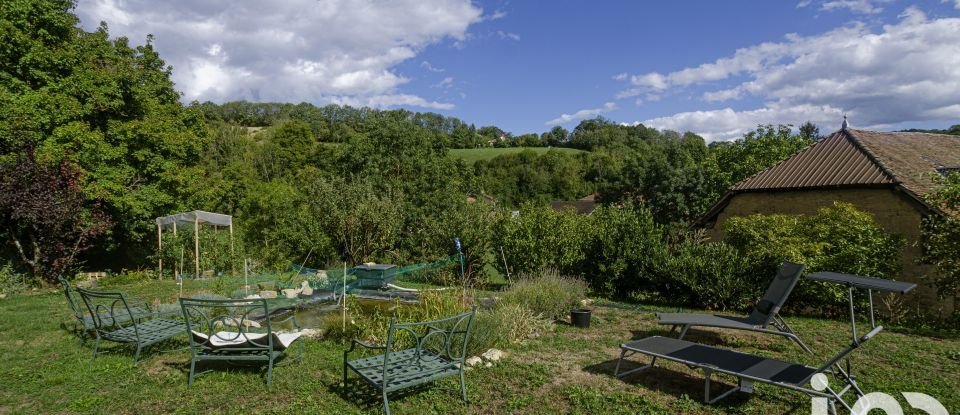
[
  {"xmin": 188, "ymin": 358, "xmax": 196, "ymax": 388},
  {"xmin": 459, "ymin": 371, "xmax": 468, "ymax": 404},
  {"xmin": 91, "ymin": 337, "xmax": 101, "ymax": 359},
  {"xmin": 133, "ymin": 344, "xmax": 143, "ymax": 365},
  {"xmin": 267, "ymin": 357, "xmax": 274, "ymax": 386},
  {"xmin": 382, "ymin": 390, "xmax": 391, "ymax": 415},
  {"xmin": 678, "ymin": 325, "xmax": 690, "ymax": 340}
]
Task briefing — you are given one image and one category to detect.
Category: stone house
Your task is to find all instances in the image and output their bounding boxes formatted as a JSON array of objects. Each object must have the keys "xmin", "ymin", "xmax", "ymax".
[{"xmin": 698, "ymin": 125, "xmax": 960, "ymax": 315}]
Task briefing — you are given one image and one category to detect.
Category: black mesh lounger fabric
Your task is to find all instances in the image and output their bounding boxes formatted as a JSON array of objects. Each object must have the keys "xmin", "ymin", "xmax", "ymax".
[{"xmin": 621, "ymin": 336, "xmax": 817, "ymax": 385}]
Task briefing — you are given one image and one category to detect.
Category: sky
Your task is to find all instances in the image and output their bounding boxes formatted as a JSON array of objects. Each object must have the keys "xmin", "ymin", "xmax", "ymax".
[{"xmin": 75, "ymin": 0, "xmax": 960, "ymax": 142}]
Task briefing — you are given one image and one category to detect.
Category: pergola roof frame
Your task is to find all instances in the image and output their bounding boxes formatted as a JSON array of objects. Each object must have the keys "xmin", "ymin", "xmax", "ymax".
[{"xmin": 156, "ymin": 210, "xmax": 234, "ymax": 281}]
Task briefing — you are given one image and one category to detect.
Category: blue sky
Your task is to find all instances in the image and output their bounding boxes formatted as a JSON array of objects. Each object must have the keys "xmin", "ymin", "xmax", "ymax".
[{"xmin": 76, "ymin": 0, "xmax": 960, "ymax": 141}]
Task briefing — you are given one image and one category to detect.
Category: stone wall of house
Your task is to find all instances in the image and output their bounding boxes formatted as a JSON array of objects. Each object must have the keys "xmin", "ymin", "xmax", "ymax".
[{"xmin": 705, "ymin": 187, "xmax": 955, "ymax": 316}]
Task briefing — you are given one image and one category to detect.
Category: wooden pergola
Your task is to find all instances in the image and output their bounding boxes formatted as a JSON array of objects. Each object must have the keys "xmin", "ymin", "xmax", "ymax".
[{"xmin": 156, "ymin": 211, "xmax": 233, "ymax": 278}]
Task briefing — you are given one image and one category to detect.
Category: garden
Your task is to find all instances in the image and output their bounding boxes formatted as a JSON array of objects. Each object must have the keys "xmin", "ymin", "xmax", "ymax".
[{"xmin": 2, "ymin": 2, "xmax": 959, "ymax": 413}]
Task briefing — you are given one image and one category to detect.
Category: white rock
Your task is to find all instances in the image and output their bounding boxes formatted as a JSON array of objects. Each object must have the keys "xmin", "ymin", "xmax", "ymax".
[
  {"xmin": 465, "ymin": 356, "xmax": 482, "ymax": 367},
  {"xmin": 259, "ymin": 290, "xmax": 277, "ymax": 299},
  {"xmin": 484, "ymin": 362, "xmax": 493, "ymax": 368},
  {"xmin": 300, "ymin": 328, "xmax": 322, "ymax": 338},
  {"xmin": 244, "ymin": 294, "xmax": 262, "ymax": 299},
  {"xmin": 580, "ymin": 298, "xmax": 594, "ymax": 308},
  {"xmin": 300, "ymin": 280, "xmax": 314, "ymax": 296},
  {"xmin": 281, "ymin": 288, "xmax": 301, "ymax": 299},
  {"xmin": 481, "ymin": 348, "xmax": 503, "ymax": 362},
  {"xmin": 0, "ymin": 293, "xmax": 6, "ymax": 299}
]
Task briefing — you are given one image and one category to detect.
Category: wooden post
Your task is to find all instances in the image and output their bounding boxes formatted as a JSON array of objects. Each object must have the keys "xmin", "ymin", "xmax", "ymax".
[
  {"xmin": 194, "ymin": 216, "xmax": 200, "ymax": 279},
  {"xmin": 157, "ymin": 223, "xmax": 163, "ymax": 279}
]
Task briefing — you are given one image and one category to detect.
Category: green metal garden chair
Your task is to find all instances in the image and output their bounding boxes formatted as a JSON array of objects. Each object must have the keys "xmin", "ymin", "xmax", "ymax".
[
  {"xmin": 76, "ymin": 287, "xmax": 186, "ymax": 364},
  {"xmin": 58, "ymin": 276, "xmax": 153, "ymax": 344},
  {"xmin": 179, "ymin": 297, "xmax": 303, "ymax": 387},
  {"xmin": 343, "ymin": 307, "xmax": 476, "ymax": 415}
]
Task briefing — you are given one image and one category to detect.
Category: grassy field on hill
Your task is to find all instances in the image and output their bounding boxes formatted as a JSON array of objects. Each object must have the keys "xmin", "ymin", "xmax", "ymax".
[{"xmin": 449, "ymin": 147, "xmax": 586, "ymax": 164}]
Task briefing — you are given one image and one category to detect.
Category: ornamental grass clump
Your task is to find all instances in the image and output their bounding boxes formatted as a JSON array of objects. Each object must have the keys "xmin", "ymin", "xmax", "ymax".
[{"xmin": 500, "ymin": 270, "xmax": 588, "ymax": 320}]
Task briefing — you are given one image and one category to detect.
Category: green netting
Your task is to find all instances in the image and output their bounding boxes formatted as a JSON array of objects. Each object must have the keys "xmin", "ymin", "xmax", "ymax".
[{"xmin": 286, "ymin": 254, "xmax": 464, "ymax": 294}]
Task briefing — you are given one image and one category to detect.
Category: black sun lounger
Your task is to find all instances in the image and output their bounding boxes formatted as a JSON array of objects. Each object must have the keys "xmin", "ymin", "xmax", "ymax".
[
  {"xmin": 614, "ymin": 326, "xmax": 882, "ymax": 414},
  {"xmin": 657, "ymin": 261, "xmax": 811, "ymax": 352}
]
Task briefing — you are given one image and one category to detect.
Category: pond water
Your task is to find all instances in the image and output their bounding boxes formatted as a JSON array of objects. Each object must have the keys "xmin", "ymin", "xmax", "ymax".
[{"xmin": 289, "ymin": 297, "xmax": 415, "ymax": 329}]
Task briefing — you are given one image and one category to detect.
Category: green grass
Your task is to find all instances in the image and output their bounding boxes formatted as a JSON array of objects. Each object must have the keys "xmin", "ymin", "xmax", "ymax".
[
  {"xmin": 1, "ymin": 280, "xmax": 957, "ymax": 414},
  {"xmin": 448, "ymin": 147, "xmax": 586, "ymax": 165}
]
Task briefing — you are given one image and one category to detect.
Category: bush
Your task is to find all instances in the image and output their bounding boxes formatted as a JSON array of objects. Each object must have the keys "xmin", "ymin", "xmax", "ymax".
[
  {"xmin": 493, "ymin": 204, "xmax": 584, "ymax": 276},
  {"xmin": 724, "ymin": 201, "xmax": 903, "ymax": 311},
  {"xmin": 653, "ymin": 231, "xmax": 751, "ymax": 311},
  {"xmin": 579, "ymin": 203, "xmax": 662, "ymax": 297},
  {"xmin": 0, "ymin": 263, "xmax": 27, "ymax": 294},
  {"xmin": 500, "ymin": 270, "xmax": 588, "ymax": 320}
]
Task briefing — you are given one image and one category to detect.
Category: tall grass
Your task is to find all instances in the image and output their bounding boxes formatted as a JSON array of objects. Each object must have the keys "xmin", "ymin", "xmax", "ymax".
[{"xmin": 500, "ymin": 270, "xmax": 588, "ymax": 320}]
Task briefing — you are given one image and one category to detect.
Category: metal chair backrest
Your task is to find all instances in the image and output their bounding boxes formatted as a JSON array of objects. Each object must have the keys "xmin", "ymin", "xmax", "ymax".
[
  {"xmin": 746, "ymin": 261, "xmax": 805, "ymax": 326},
  {"xmin": 76, "ymin": 287, "xmax": 141, "ymax": 339},
  {"xmin": 383, "ymin": 308, "xmax": 476, "ymax": 371},
  {"xmin": 58, "ymin": 276, "xmax": 88, "ymax": 325},
  {"xmin": 179, "ymin": 297, "xmax": 273, "ymax": 353}
]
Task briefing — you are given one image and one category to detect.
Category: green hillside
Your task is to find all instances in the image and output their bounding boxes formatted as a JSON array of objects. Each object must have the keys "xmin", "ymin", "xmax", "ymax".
[{"xmin": 449, "ymin": 147, "xmax": 586, "ymax": 164}]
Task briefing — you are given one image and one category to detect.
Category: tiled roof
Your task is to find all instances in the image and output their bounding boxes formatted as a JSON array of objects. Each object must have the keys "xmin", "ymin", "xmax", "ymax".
[
  {"xmin": 699, "ymin": 128, "xmax": 960, "ymax": 224},
  {"xmin": 848, "ymin": 129, "xmax": 960, "ymax": 197},
  {"xmin": 733, "ymin": 130, "xmax": 894, "ymax": 191},
  {"xmin": 733, "ymin": 128, "xmax": 960, "ymax": 198}
]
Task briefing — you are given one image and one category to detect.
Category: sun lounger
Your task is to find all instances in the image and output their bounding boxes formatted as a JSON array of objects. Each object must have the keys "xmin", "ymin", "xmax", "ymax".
[
  {"xmin": 614, "ymin": 326, "xmax": 882, "ymax": 414},
  {"xmin": 656, "ymin": 261, "xmax": 810, "ymax": 352}
]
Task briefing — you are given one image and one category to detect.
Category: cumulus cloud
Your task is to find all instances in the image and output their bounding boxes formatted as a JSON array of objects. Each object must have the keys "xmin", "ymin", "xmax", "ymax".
[
  {"xmin": 75, "ymin": 0, "xmax": 483, "ymax": 109},
  {"xmin": 546, "ymin": 102, "xmax": 617, "ymax": 126},
  {"xmin": 622, "ymin": 8, "xmax": 960, "ymax": 141}
]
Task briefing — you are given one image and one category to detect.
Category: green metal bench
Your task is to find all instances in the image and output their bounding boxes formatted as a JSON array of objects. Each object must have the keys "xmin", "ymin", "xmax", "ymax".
[
  {"xmin": 343, "ymin": 308, "xmax": 476, "ymax": 415},
  {"xmin": 76, "ymin": 287, "xmax": 187, "ymax": 364},
  {"xmin": 179, "ymin": 297, "xmax": 303, "ymax": 387},
  {"xmin": 58, "ymin": 276, "xmax": 153, "ymax": 344}
]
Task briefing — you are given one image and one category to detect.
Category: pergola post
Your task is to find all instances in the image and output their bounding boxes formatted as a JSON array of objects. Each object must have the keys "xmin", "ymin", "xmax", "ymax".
[
  {"xmin": 229, "ymin": 222, "xmax": 235, "ymax": 276},
  {"xmin": 194, "ymin": 216, "xmax": 200, "ymax": 278},
  {"xmin": 157, "ymin": 223, "xmax": 163, "ymax": 279}
]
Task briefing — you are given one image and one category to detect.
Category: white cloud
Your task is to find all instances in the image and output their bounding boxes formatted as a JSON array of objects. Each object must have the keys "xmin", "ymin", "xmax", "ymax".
[
  {"xmin": 546, "ymin": 102, "xmax": 617, "ymax": 126},
  {"xmin": 612, "ymin": 72, "xmax": 628, "ymax": 81},
  {"xmin": 623, "ymin": 8, "xmax": 960, "ymax": 141},
  {"xmin": 431, "ymin": 77, "xmax": 455, "ymax": 89},
  {"xmin": 480, "ymin": 9, "xmax": 507, "ymax": 21},
  {"xmin": 496, "ymin": 30, "xmax": 521, "ymax": 41},
  {"xmin": 797, "ymin": 0, "xmax": 890, "ymax": 14},
  {"xmin": 641, "ymin": 105, "xmax": 845, "ymax": 142},
  {"xmin": 421, "ymin": 61, "xmax": 445, "ymax": 73},
  {"xmin": 75, "ymin": 0, "xmax": 482, "ymax": 109}
]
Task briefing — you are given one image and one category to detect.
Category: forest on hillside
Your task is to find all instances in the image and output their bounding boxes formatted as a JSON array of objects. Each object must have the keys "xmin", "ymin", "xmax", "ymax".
[{"xmin": 0, "ymin": 0, "xmax": 888, "ymax": 288}]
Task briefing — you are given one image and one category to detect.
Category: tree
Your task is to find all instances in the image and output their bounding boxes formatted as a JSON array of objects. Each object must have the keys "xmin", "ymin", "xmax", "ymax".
[
  {"xmin": 0, "ymin": 0, "xmax": 208, "ymax": 267},
  {"xmin": 921, "ymin": 173, "xmax": 960, "ymax": 299},
  {"xmin": 0, "ymin": 149, "xmax": 110, "ymax": 280},
  {"xmin": 711, "ymin": 124, "xmax": 814, "ymax": 186},
  {"xmin": 799, "ymin": 121, "xmax": 821, "ymax": 141}
]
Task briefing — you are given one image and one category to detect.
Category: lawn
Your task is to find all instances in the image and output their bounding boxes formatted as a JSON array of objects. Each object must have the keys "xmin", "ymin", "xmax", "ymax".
[
  {"xmin": 448, "ymin": 147, "xmax": 586, "ymax": 165},
  {"xmin": 1, "ymin": 280, "xmax": 957, "ymax": 414}
]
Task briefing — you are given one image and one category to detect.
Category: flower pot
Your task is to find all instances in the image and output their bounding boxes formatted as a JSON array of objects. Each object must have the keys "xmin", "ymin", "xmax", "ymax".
[{"xmin": 570, "ymin": 309, "xmax": 592, "ymax": 328}]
